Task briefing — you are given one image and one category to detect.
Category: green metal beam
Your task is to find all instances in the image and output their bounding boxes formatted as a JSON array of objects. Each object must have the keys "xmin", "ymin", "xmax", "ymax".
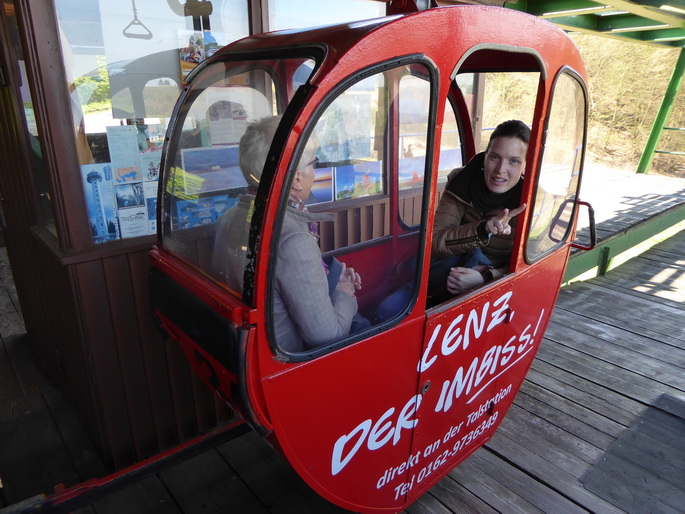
[
  {"xmin": 636, "ymin": 47, "xmax": 685, "ymax": 173},
  {"xmin": 616, "ymin": 27, "xmax": 685, "ymax": 42},
  {"xmin": 603, "ymin": 0, "xmax": 685, "ymax": 27},
  {"xmin": 596, "ymin": 13, "xmax": 671, "ymax": 31},
  {"xmin": 550, "ymin": 17, "xmax": 679, "ymax": 47},
  {"xmin": 522, "ymin": 0, "xmax": 609, "ymax": 17},
  {"xmin": 546, "ymin": 14, "xmax": 603, "ymax": 30},
  {"xmin": 505, "ymin": 0, "xmax": 685, "ymax": 46}
]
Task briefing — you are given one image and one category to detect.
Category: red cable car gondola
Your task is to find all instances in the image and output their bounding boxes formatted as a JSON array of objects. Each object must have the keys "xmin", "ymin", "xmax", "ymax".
[{"xmin": 150, "ymin": 6, "xmax": 596, "ymax": 512}]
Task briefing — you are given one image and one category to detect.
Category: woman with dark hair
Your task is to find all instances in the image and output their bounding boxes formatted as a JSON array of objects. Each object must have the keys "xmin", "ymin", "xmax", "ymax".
[
  {"xmin": 372, "ymin": 120, "xmax": 530, "ymax": 322},
  {"xmin": 431, "ymin": 119, "xmax": 529, "ymax": 296}
]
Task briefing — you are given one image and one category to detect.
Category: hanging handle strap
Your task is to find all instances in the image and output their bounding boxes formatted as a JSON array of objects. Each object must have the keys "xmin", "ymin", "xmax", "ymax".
[{"xmin": 123, "ymin": 0, "xmax": 153, "ymax": 39}]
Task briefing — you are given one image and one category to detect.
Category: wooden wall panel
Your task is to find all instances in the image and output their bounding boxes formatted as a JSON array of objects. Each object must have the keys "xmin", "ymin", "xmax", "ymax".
[
  {"xmin": 74, "ymin": 259, "xmax": 136, "ymax": 469},
  {"xmin": 29, "ymin": 245, "xmax": 100, "ymax": 447},
  {"xmin": 128, "ymin": 250, "xmax": 179, "ymax": 451},
  {"xmin": 102, "ymin": 253, "xmax": 157, "ymax": 461}
]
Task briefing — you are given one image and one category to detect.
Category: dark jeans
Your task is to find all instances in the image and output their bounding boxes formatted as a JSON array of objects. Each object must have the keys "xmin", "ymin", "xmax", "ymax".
[{"xmin": 371, "ymin": 248, "xmax": 491, "ymax": 324}]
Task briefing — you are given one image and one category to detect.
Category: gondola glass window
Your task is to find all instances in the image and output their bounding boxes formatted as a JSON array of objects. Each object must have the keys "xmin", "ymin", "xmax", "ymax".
[
  {"xmin": 161, "ymin": 57, "xmax": 316, "ymax": 297},
  {"xmin": 54, "ymin": 0, "xmax": 250, "ymax": 244},
  {"xmin": 270, "ymin": 63, "xmax": 434, "ymax": 355},
  {"xmin": 526, "ymin": 72, "xmax": 586, "ymax": 260},
  {"xmin": 398, "ymin": 74, "xmax": 462, "ymax": 227}
]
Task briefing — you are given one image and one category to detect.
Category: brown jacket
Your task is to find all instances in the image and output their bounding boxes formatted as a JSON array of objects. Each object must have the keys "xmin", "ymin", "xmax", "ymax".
[{"xmin": 432, "ymin": 164, "xmax": 517, "ymax": 279}]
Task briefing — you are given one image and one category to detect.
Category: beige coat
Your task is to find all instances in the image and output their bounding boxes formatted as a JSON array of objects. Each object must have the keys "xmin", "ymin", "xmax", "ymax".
[{"xmin": 272, "ymin": 207, "xmax": 358, "ymax": 353}]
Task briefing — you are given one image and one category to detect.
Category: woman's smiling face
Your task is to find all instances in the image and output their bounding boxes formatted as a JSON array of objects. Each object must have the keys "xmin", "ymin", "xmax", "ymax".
[{"xmin": 483, "ymin": 136, "xmax": 527, "ymax": 194}]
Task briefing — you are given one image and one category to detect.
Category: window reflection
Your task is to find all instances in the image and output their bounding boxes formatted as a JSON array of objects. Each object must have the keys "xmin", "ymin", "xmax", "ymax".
[
  {"xmin": 269, "ymin": 0, "xmax": 384, "ymax": 30},
  {"xmin": 55, "ymin": 0, "xmax": 249, "ymax": 243},
  {"xmin": 4, "ymin": 0, "xmax": 55, "ymax": 232},
  {"xmin": 527, "ymin": 73, "xmax": 585, "ymax": 260},
  {"xmin": 160, "ymin": 57, "xmax": 316, "ymax": 298},
  {"xmin": 271, "ymin": 62, "xmax": 433, "ymax": 355}
]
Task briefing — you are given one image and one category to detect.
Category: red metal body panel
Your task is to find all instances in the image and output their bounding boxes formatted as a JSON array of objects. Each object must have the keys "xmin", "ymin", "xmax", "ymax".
[{"xmin": 150, "ymin": 6, "xmax": 590, "ymax": 512}]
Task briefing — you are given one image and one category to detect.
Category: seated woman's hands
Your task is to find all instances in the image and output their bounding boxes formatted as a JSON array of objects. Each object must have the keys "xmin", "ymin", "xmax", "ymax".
[
  {"xmin": 336, "ymin": 262, "xmax": 362, "ymax": 297},
  {"xmin": 485, "ymin": 203, "xmax": 527, "ymax": 236}
]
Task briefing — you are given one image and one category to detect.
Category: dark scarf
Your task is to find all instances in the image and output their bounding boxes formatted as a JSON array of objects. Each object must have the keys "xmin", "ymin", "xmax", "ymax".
[{"xmin": 446, "ymin": 152, "xmax": 523, "ymax": 215}]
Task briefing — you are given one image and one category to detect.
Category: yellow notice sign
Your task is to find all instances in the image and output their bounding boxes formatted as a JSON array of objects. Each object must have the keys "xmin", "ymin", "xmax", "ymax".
[{"xmin": 166, "ymin": 166, "xmax": 205, "ymax": 200}]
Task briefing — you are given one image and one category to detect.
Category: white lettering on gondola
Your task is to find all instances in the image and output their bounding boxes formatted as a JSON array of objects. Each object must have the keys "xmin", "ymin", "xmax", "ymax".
[
  {"xmin": 331, "ymin": 394, "xmax": 422, "ymax": 476},
  {"xmin": 330, "ymin": 290, "xmax": 546, "ymax": 478}
]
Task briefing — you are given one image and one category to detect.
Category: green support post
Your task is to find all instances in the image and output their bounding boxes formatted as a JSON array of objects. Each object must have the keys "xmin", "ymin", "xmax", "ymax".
[{"xmin": 636, "ymin": 47, "xmax": 685, "ymax": 174}]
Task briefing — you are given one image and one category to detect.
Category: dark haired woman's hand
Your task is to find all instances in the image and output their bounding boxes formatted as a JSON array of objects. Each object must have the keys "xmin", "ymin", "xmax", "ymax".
[
  {"xmin": 486, "ymin": 203, "xmax": 527, "ymax": 236},
  {"xmin": 446, "ymin": 267, "xmax": 483, "ymax": 294}
]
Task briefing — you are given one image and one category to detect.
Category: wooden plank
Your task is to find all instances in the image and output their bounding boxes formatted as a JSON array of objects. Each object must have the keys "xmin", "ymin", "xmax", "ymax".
[
  {"xmin": 483, "ymin": 430, "xmax": 623, "ymax": 513},
  {"xmin": 0, "ymin": 338, "xmax": 23, "ymax": 401},
  {"xmin": 160, "ymin": 450, "xmax": 268, "ymax": 513},
  {"xmin": 581, "ymin": 402, "xmax": 685, "ymax": 513},
  {"xmin": 530, "ymin": 357, "xmax": 644, "ymax": 420},
  {"xmin": 75, "ymin": 259, "xmax": 136, "ymax": 468},
  {"xmin": 405, "ymin": 491, "xmax": 455, "ymax": 514},
  {"xmin": 217, "ymin": 431, "xmax": 348, "ymax": 513},
  {"xmin": 494, "ymin": 403, "xmax": 604, "ymax": 470},
  {"xmin": 525, "ymin": 365, "xmax": 638, "ymax": 427},
  {"xmin": 0, "ymin": 392, "xmax": 81, "ymax": 505},
  {"xmin": 42, "ymin": 383, "xmax": 109, "ymax": 484},
  {"xmin": 607, "ymin": 251, "xmax": 685, "ymax": 279},
  {"xmin": 190, "ymin": 371, "xmax": 218, "ymax": 434},
  {"xmin": 446, "ymin": 451, "xmax": 546, "ymax": 513},
  {"xmin": 422, "ymin": 472, "xmax": 498, "ymax": 513},
  {"xmin": 549, "ymin": 308, "xmax": 685, "ymax": 368},
  {"xmin": 0, "ymin": 327, "xmax": 106, "ymax": 504},
  {"xmin": 90, "ymin": 476, "xmax": 180, "ymax": 514},
  {"xmin": 535, "ymin": 338, "xmax": 684, "ymax": 405},
  {"xmin": 589, "ymin": 268, "xmax": 685, "ymax": 306},
  {"xmin": 519, "ymin": 381, "xmax": 626, "ymax": 438},
  {"xmin": 360, "ymin": 204, "xmax": 372, "ymax": 242},
  {"xmin": 348, "ymin": 207, "xmax": 361, "ymax": 245},
  {"xmin": 0, "ymin": 311, "xmax": 27, "ymax": 351},
  {"xmin": 554, "ymin": 282, "xmax": 685, "ymax": 344},
  {"xmin": 542, "ymin": 320, "xmax": 685, "ymax": 391},
  {"xmin": 164, "ymin": 338, "xmax": 200, "ymax": 442},
  {"xmin": 334, "ymin": 211, "xmax": 348, "ymax": 250},
  {"xmin": 0, "ymin": 248, "xmax": 22, "ymax": 320},
  {"xmin": 456, "ymin": 449, "xmax": 585, "ymax": 513}
]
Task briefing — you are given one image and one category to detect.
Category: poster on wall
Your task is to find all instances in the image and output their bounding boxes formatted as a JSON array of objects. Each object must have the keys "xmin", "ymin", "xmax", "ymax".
[
  {"xmin": 107, "ymin": 125, "xmax": 142, "ymax": 182},
  {"xmin": 82, "ymin": 124, "xmax": 161, "ymax": 242},
  {"xmin": 178, "ymin": 31, "xmax": 227, "ymax": 85},
  {"xmin": 114, "ymin": 182, "xmax": 149, "ymax": 238},
  {"xmin": 144, "ymin": 181, "xmax": 158, "ymax": 234},
  {"xmin": 334, "ymin": 161, "xmax": 382, "ymax": 200},
  {"xmin": 175, "ymin": 195, "xmax": 237, "ymax": 230},
  {"xmin": 206, "ymin": 100, "xmax": 249, "ymax": 146},
  {"xmin": 81, "ymin": 163, "xmax": 120, "ymax": 243},
  {"xmin": 140, "ymin": 145, "xmax": 162, "ymax": 182},
  {"xmin": 179, "ymin": 146, "xmax": 246, "ymax": 194},
  {"xmin": 306, "ymin": 167, "xmax": 334, "ymax": 205}
]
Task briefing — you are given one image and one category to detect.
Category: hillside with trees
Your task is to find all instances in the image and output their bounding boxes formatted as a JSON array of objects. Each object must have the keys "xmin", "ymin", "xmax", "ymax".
[{"xmin": 570, "ymin": 34, "xmax": 685, "ymax": 177}]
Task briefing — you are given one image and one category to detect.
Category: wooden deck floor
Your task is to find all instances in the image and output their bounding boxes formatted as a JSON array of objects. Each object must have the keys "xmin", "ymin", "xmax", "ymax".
[{"xmin": 1, "ymin": 167, "xmax": 685, "ymax": 513}]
